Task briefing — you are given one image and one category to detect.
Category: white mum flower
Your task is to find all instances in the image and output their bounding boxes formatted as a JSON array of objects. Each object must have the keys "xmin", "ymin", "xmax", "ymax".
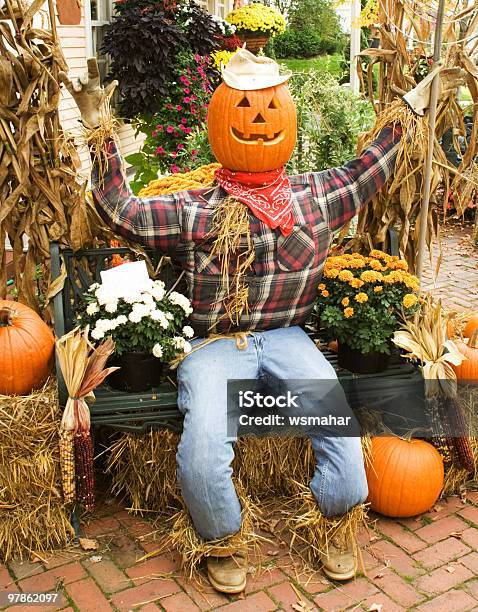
[
  {"xmin": 91, "ymin": 328, "xmax": 105, "ymax": 340},
  {"xmin": 165, "ymin": 312, "xmax": 174, "ymax": 320},
  {"xmin": 105, "ymin": 300, "xmax": 118, "ymax": 313},
  {"xmin": 151, "ymin": 281, "xmax": 165, "ymax": 301},
  {"xmin": 115, "ymin": 315, "xmax": 128, "ymax": 325},
  {"xmin": 183, "ymin": 341, "xmax": 192, "ymax": 354},
  {"xmin": 150, "ymin": 310, "xmax": 169, "ymax": 329},
  {"xmin": 86, "ymin": 303, "xmax": 99, "ymax": 315},
  {"xmin": 129, "ymin": 311, "xmax": 142, "ymax": 323},
  {"xmin": 182, "ymin": 325, "xmax": 194, "ymax": 338},
  {"xmin": 89, "ymin": 282, "xmax": 100, "ymax": 293},
  {"xmin": 169, "ymin": 291, "xmax": 193, "ymax": 315},
  {"xmin": 96, "ymin": 318, "xmax": 113, "ymax": 332},
  {"xmin": 152, "ymin": 343, "xmax": 163, "ymax": 358}
]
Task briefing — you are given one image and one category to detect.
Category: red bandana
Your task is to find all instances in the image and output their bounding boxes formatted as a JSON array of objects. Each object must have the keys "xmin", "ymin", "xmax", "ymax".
[{"xmin": 215, "ymin": 167, "xmax": 294, "ymax": 236}]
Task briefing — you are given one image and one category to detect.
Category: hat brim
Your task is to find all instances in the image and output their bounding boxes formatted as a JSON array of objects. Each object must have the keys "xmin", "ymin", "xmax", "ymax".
[{"xmin": 222, "ymin": 71, "xmax": 292, "ymax": 91}]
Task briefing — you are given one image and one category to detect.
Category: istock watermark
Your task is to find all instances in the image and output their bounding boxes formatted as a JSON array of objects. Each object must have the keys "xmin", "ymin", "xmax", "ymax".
[{"xmin": 226, "ymin": 378, "xmax": 478, "ymax": 438}]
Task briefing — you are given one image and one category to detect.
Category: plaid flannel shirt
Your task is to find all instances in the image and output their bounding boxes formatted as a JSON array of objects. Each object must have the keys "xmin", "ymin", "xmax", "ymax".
[{"xmin": 92, "ymin": 126, "xmax": 401, "ymax": 336}]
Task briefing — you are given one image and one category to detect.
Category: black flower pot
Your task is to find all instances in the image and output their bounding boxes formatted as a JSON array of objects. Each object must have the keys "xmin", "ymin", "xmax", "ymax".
[
  {"xmin": 337, "ymin": 342, "xmax": 390, "ymax": 374},
  {"xmin": 107, "ymin": 351, "xmax": 163, "ymax": 392}
]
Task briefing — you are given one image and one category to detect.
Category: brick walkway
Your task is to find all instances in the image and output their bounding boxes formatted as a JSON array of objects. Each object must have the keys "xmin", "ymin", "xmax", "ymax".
[{"xmin": 0, "ymin": 222, "xmax": 477, "ymax": 612}]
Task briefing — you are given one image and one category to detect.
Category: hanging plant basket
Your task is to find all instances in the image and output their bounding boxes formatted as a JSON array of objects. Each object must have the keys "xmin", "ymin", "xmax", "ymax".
[{"xmin": 237, "ymin": 31, "xmax": 270, "ymax": 54}]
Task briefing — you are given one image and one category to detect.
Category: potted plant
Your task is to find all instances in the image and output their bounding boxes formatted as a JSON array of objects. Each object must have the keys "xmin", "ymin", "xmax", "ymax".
[
  {"xmin": 77, "ymin": 278, "xmax": 194, "ymax": 392},
  {"xmin": 226, "ymin": 3, "xmax": 286, "ymax": 54},
  {"xmin": 316, "ymin": 250, "xmax": 420, "ymax": 374}
]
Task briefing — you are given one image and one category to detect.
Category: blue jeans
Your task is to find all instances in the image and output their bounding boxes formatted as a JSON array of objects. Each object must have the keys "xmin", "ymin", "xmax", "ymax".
[{"xmin": 176, "ymin": 326, "xmax": 368, "ymax": 540}]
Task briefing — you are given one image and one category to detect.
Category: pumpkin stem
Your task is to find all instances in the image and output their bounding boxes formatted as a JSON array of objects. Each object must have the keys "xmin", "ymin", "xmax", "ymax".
[
  {"xmin": 0, "ymin": 307, "xmax": 14, "ymax": 327},
  {"xmin": 469, "ymin": 329, "xmax": 478, "ymax": 349}
]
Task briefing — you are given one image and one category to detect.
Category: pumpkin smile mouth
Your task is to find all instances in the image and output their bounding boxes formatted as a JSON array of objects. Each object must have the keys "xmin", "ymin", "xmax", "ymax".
[{"xmin": 231, "ymin": 127, "xmax": 284, "ymax": 144}]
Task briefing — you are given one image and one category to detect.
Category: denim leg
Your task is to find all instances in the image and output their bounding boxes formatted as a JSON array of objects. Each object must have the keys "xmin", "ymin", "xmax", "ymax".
[
  {"xmin": 260, "ymin": 326, "xmax": 368, "ymax": 517},
  {"xmin": 176, "ymin": 338, "xmax": 259, "ymax": 539}
]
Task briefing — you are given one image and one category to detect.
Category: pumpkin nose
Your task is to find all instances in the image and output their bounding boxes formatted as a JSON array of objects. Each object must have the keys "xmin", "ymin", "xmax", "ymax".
[{"xmin": 252, "ymin": 113, "xmax": 266, "ymax": 124}]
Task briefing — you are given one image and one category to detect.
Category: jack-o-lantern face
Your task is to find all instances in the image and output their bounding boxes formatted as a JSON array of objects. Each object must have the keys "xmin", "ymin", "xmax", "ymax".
[{"xmin": 207, "ymin": 82, "xmax": 297, "ymax": 172}]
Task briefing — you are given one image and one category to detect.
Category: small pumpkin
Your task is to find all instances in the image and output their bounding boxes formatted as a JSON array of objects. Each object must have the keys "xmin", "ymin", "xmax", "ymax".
[
  {"xmin": 463, "ymin": 313, "xmax": 478, "ymax": 339},
  {"xmin": 0, "ymin": 300, "xmax": 55, "ymax": 395},
  {"xmin": 365, "ymin": 436, "xmax": 444, "ymax": 517},
  {"xmin": 207, "ymin": 82, "xmax": 297, "ymax": 172},
  {"xmin": 452, "ymin": 329, "xmax": 478, "ymax": 382}
]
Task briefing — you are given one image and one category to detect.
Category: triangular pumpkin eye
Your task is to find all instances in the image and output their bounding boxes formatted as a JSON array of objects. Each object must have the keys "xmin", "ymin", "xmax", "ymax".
[
  {"xmin": 237, "ymin": 96, "xmax": 251, "ymax": 107},
  {"xmin": 268, "ymin": 97, "xmax": 280, "ymax": 109}
]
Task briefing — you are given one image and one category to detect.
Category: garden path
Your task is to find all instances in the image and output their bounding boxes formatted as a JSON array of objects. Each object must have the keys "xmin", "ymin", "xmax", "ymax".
[{"xmin": 0, "ymin": 221, "xmax": 477, "ymax": 612}]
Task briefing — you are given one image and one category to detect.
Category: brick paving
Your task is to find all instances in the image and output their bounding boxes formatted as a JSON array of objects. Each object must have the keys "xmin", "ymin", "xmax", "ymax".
[{"xmin": 0, "ymin": 222, "xmax": 477, "ymax": 612}]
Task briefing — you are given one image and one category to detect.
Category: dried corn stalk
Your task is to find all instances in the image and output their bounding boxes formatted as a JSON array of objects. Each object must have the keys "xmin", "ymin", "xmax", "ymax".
[
  {"xmin": 0, "ymin": 0, "xmax": 99, "ymax": 314},
  {"xmin": 348, "ymin": 0, "xmax": 478, "ymax": 270}
]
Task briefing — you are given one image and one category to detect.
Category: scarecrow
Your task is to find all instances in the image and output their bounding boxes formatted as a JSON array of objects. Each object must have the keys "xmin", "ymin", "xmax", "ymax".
[{"xmin": 61, "ymin": 49, "xmax": 453, "ymax": 593}]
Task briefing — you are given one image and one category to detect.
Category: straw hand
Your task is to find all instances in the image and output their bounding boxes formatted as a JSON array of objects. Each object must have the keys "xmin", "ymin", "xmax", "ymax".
[
  {"xmin": 59, "ymin": 58, "xmax": 118, "ymax": 129},
  {"xmin": 403, "ymin": 62, "xmax": 466, "ymax": 116}
]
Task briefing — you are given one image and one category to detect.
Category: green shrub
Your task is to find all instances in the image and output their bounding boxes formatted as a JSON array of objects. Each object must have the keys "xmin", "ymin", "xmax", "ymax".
[
  {"xmin": 273, "ymin": 28, "xmax": 322, "ymax": 59},
  {"xmin": 286, "ymin": 69, "xmax": 375, "ymax": 173}
]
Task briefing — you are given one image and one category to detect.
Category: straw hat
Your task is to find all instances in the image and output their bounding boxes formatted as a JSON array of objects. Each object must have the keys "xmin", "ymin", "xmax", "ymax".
[{"xmin": 221, "ymin": 48, "xmax": 291, "ymax": 91}]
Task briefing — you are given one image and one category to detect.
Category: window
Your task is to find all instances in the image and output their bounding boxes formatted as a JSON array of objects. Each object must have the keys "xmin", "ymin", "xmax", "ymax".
[{"xmin": 85, "ymin": 0, "xmax": 112, "ymax": 82}]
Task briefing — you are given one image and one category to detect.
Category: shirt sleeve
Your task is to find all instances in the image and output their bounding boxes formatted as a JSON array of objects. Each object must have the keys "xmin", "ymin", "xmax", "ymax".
[
  {"xmin": 91, "ymin": 138, "xmax": 182, "ymax": 253},
  {"xmin": 309, "ymin": 125, "xmax": 402, "ymax": 233}
]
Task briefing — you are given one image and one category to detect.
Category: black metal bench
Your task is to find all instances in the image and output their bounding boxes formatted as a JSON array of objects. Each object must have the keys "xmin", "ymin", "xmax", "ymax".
[{"xmin": 50, "ymin": 242, "xmax": 424, "ymax": 435}]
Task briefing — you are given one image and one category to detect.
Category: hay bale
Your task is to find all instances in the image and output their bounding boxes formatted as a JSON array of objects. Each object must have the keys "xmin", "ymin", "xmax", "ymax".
[
  {"xmin": 106, "ymin": 429, "xmax": 182, "ymax": 515},
  {"xmin": 0, "ymin": 381, "xmax": 74, "ymax": 561}
]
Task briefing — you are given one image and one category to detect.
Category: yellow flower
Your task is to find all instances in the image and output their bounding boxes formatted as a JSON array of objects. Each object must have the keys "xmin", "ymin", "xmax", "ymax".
[
  {"xmin": 341, "ymin": 297, "xmax": 350, "ymax": 307},
  {"xmin": 370, "ymin": 249, "xmax": 388, "ymax": 259},
  {"xmin": 389, "ymin": 260, "xmax": 408, "ymax": 271},
  {"xmin": 349, "ymin": 278, "xmax": 364, "ymax": 289},
  {"xmin": 374, "ymin": 285, "xmax": 383, "ymax": 293},
  {"xmin": 321, "ymin": 290, "xmax": 330, "ymax": 297},
  {"xmin": 403, "ymin": 293, "xmax": 418, "ymax": 308},
  {"xmin": 360, "ymin": 270, "xmax": 383, "ymax": 283},
  {"xmin": 318, "ymin": 283, "xmax": 326, "ymax": 291},
  {"xmin": 324, "ymin": 268, "xmax": 339, "ymax": 279},
  {"xmin": 338, "ymin": 270, "xmax": 354, "ymax": 282},
  {"xmin": 355, "ymin": 292, "xmax": 369, "ymax": 303},
  {"xmin": 344, "ymin": 307, "xmax": 354, "ymax": 318},
  {"xmin": 369, "ymin": 260, "xmax": 384, "ymax": 271}
]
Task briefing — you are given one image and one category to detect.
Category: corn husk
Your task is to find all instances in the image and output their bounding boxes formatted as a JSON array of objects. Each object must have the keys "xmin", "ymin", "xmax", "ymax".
[{"xmin": 348, "ymin": 0, "xmax": 478, "ymax": 270}]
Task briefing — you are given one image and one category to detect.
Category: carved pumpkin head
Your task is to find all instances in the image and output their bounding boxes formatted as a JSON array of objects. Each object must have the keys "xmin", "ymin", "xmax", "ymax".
[
  {"xmin": 207, "ymin": 48, "xmax": 296, "ymax": 172},
  {"xmin": 208, "ymin": 83, "xmax": 297, "ymax": 172}
]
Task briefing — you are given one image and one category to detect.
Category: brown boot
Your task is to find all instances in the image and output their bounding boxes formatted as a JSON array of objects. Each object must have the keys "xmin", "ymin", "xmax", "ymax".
[
  {"xmin": 321, "ymin": 536, "xmax": 357, "ymax": 581},
  {"xmin": 207, "ymin": 549, "xmax": 248, "ymax": 594}
]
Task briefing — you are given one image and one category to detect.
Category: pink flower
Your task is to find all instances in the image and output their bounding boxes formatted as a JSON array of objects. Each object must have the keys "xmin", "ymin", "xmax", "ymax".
[
  {"xmin": 170, "ymin": 151, "xmax": 177, "ymax": 158},
  {"xmin": 179, "ymin": 124, "xmax": 186, "ymax": 131},
  {"xmin": 180, "ymin": 75, "xmax": 190, "ymax": 85},
  {"xmin": 167, "ymin": 103, "xmax": 173, "ymax": 110},
  {"xmin": 191, "ymin": 94, "xmax": 197, "ymax": 101},
  {"xmin": 156, "ymin": 124, "xmax": 163, "ymax": 131},
  {"xmin": 183, "ymin": 97, "xmax": 191, "ymax": 104},
  {"xmin": 156, "ymin": 146, "xmax": 165, "ymax": 156},
  {"xmin": 177, "ymin": 143, "xmax": 184, "ymax": 150},
  {"xmin": 185, "ymin": 127, "xmax": 192, "ymax": 134},
  {"xmin": 152, "ymin": 130, "xmax": 157, "ymax": 137},
  {"xmin": 183, "ymin": 88, "xmax": 190, "ymax": 94},
  {"xmin": 191, "ymin": 76, "xmax": 197, "ymax": 82},
  {"xmin": 166, "ymin": 125, "xmax": 174, "ymax": 133},
  {"xmin": 170, "ymin": 164, "xmax": 180, "ymax": 173},
  {"xmin": 192, "ymin": 149, "xmax": 198, "ymax": 157},
  {"xmin": 181, "ymin": 117, "xmax": 187, "ymax": 124},
  {"xmin": 174, "ymin": 131, "xmax": 180, "ymax": 137},
  {"xmin": 194, "ymin": 54, "xmax": 201, "ymax": 62},
  {"xmin": 176, "ymin": 104, "xmax": 183, "ymax": 111}
]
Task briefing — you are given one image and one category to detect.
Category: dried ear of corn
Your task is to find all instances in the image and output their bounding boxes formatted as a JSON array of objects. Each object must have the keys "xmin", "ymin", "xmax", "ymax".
[
  {"xmin": 59, "ymin": 429, "xmax": 76, "ymax": 503},
  {"xmin": 348, "ymin": 0, "xmax": 478, "ymax": 271},
  {"xmin": 138, "ymin": 163, "xmax": 221, "ymax": 198}
]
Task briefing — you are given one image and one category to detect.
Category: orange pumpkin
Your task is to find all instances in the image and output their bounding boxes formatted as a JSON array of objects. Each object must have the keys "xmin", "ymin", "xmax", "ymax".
[
  {"xmin": 463, "ymin": 313, "xmax": 478, "ymax": 339},
  {"xmin": 452, "ymin": 330, "xmax": 478, "ymax": 382},
  {"xmin": 0, "ymin": 300, "xmax": 55, "ymax": 395},
  {"xmin": 207, "ymin": 82, "xmax": 297, "ymax": 172},
  {"xmin": 365, "ymin": 436, "xmax": 444, "ymax": 517}
]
